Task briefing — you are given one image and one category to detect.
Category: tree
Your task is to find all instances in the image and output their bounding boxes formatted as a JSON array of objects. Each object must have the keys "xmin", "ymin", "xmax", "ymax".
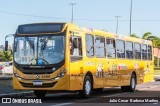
[
  {"xmin": 142, "ymin": 32, "xmax": 160, "ymax": 67},
  {"xmin": 130, "ymin": 34, "xmax": 139, "ymax": 38},
  {"xmin": 0, "ymin": 50, "xmax": 13, "ymax": 62},
  {"xmin": 0, "ymin": 51, "xmax": 6, "ymax": 61},
  {"xmin": 141, "ymin": 32, "xmax": 160, "ymax": 48},
  {"xmin": 142, "ymin": 32, "xmax": 152, "ymax": 40},
  {"xmin": 130, "ymin": 32, "xmax": 160, "ymax": 67}
]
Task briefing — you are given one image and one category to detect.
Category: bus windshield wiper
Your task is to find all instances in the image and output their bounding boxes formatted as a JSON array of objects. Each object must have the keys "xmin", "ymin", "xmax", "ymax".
[{"xmin": 25, "ymin": 37, "xmax": 35, "ymax": 51}]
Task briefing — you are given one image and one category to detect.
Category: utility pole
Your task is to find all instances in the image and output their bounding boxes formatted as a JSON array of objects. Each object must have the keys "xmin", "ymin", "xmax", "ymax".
[
  {"xmin": 129, "ymin": 0, "xmax": 133, "ymax": 36},
  {"xmin": 69, "ymin": 3, "xmax": 77, "ymax": 23},
  {"xmin": 115, "ymin": 16, "xmax": 121, "ymax": 34}
]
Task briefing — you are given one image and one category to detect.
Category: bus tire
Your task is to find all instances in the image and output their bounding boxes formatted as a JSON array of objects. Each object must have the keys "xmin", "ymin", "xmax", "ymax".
[
  {"xmin": 129, "ymin": 74, "xmax": 136, "ymax": 92},
  {"xmin": 34, "ymin": 90, "xmax": 47, "ymax": 98},
  {"xmin": 121, "ymin": 74, "xmax": 136, "ymax": 92},
  {"xmin": 79, "ymin": 76, "xmax": 92, "ymax": 98}
]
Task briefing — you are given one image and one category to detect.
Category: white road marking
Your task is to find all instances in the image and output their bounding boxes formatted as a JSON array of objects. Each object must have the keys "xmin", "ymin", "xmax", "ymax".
[
  {"xmin": 73, "ymin": 92, "xmax": 132, "ymax": 103},
  {"xmin": 153, "ymin": 102, "xmax": 159, "ymax": 105},
  {"xmin": 51, "ymin": 85, "xmax": 160, "ymax": 105},
  {"xmin": 101, "ymin": 92, "xmax": 131, "ymax": 97},
  {"xmin": 51, "ymin": 103, "xmax": 73, "ymax": 106},
  {"xmin": 74, "ymin": 97, "xmax": 101, "ymax": 103}
]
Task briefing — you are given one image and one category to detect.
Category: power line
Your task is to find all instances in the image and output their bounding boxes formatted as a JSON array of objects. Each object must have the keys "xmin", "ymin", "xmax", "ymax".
[
  {"xmin": 0, "ymin": 10, "xmax": 69, "ymax": 20},
  {"xmin": 1, "ymin": 10, "xmax": 160, "ymax": 22}
]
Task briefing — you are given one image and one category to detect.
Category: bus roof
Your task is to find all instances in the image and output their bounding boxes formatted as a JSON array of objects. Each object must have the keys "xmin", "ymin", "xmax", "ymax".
[
  {"xmin": 16, "ymin": 22, "xmax": 152, "ymax": 45},
  {"xmin": 66, "ymin": 23, "xmax": 152, "ymax": 45}
]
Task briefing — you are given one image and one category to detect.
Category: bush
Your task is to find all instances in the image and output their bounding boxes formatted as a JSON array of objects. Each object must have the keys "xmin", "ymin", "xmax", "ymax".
[{"xmin": 0, "ymin": 50, "xmax": 13, "ymax": 62}]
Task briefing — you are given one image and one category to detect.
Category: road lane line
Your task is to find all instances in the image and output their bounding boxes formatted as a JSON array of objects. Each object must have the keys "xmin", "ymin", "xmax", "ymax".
[
  {"xmin": 74, "ymin": 97, "xmax": 101, "ymax": 103},
  {"xmin": 74, "ymin": 92, "xmax": 131, "ymax": 103},
  {"xmin": 50, "ymin": 85, "xmax": 159, "ymax": 104},
  {"xmin": 153, "ymin": 102, "xmax": 159, "ymax": 105},
  {"xmin": 101, "ymin": 92, "xmax": 131, "ymax": 97},
  {"xmin": 51, "ymin": 103, "xmax": 73, "ymax": 106}
]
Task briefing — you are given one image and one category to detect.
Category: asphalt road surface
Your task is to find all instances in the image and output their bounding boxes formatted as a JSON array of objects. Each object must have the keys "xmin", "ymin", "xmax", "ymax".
[{"xmin": 1, "ymin": 81, "xmax": 160, "ymax": 106}]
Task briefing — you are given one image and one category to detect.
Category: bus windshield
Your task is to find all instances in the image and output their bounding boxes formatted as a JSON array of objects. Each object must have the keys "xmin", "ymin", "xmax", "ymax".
[{"xmin": 14, "ymin": 35, "xmax": 65, "ymax": 65}]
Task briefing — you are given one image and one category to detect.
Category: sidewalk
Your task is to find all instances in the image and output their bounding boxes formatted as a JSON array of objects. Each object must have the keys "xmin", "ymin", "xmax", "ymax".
[
  {"xmin": 136, "ymin": 80, "xmax": 160, "ymax": 90},
  {"xmin": 0, "ymin": 75, "xmax": 33, "ymax": 98},
  {"xmin": 154, "ymin": 75, "xmax": 160, "ymax": 81}
]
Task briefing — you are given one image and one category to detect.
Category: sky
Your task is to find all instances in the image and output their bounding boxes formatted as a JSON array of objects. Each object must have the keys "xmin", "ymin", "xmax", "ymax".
[{"xmin": 0, "ymin": 0, "xmax": 160, "ymax": 45}]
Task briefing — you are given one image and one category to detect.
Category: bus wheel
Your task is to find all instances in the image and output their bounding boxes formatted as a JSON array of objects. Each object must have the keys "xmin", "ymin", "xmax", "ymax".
[
  {"xmin": 129, "ymin": 74, "xmax": 136, "ymax": 92},
  {"xmin": 121, "ymin": 74, "xmax": 136, "ymax": 92},
  {"xmin": 34, "ymin": 90, "xmax": 47, "ymax": 98},
  {"xmin": 79, "ymin": 76, "xmax": 92, "ymax": 98}
]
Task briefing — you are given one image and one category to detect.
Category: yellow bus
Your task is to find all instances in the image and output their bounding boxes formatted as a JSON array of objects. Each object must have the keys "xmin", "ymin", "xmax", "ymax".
[{"xmin": 13, "ymin": 22, "xmax": 154, "ymax": 98}]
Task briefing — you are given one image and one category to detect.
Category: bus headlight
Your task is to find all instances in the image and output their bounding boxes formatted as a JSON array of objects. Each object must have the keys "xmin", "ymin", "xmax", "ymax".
[
  {"xmin": 57, "ymin": 68, "xmax": 68, "ymax": 77},
  {"xmin": 14, "ymin": 72, "xmax": 22, "ymax": 80},
  {"xmin": 53, "ymin": 68, "xmax": 68, "ymax": 80}
]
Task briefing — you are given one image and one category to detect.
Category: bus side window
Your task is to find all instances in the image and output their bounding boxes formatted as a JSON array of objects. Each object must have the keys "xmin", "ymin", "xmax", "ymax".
[
  {"xmin": 95, "ymin": 36, "xmax": 105, "ymax": 58},
  {"xmin": 70, "ymin": 36, "xmax": 82, "ymax": 61},
  {"xmin": 142, "ymin": 44, "xmax": 147, "ymax": 60},
  {"xmin": 86, "ymin": 34, "xmax": 94, "ymax": 57},
  {"xmin": 125, "ymin": 41, "xmax": 133, "ymax": 59},
  {"xmin": 106, "ymin": 38, "xmax": 116, "ymax": 58},
  {"xmin": 148, "ymin": 45, "xmax": 152, "ymax": 60},
  {"xmin": 116, "ymin": 40, "xmax": 125, "ymax": 58},
  {"xmin": 134, "ymin": 43, "xmax": 141, "ymax": 59}
]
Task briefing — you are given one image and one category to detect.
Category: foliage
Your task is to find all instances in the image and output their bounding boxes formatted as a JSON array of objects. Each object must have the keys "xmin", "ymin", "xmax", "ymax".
[
  {"xmin": 130, "ymin": 34, "xmax": 139, "ymax": 38},
  {"xmin": 130, "ymin": 32, "xmax": 160, "ymax": 67},
  {"xmin": 0, "ymin": 50, "xmax": 13, "ymax": 62},
  {"xmin": 131, "ymin": 32, "xmax": 160, "ymax": 48},
  {"xmin": 142, "ymin": 32, "xmax": 152, "ymax": 39}
]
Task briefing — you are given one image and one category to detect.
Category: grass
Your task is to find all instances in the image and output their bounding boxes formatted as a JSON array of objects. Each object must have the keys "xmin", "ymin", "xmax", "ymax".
[{"xmin": 154, "ymin": 69, "xmax": 160, "ymax": 75}]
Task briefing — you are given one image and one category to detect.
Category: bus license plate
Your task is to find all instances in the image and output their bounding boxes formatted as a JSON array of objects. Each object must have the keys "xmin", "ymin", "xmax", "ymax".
[{"xmin": 33, "ymin": 81, "xmax": 42, "ymax": 85}]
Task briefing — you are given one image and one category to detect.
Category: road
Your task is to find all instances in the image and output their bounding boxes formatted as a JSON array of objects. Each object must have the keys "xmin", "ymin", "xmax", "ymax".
[
  {"xmin": 17, "ymin": 81, "xmax": 160, "ymax": 106},
  {"xmin": 1, "ymin": 80, "xmax": 159, "ymax": 105}
]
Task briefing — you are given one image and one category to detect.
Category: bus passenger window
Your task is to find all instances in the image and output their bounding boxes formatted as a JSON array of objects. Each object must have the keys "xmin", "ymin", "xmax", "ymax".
[
  {"xmin": 116, "ymin": 40, "xmax": 125, "ymax": 58},
  {"xmin": 106, "ymin": 38, "xmax": 116, "ymax": 58},
  {"xmin": 86, "ymin": 34, "xmax": 94, "ymax": 57},
  {"xmin": 125, "ymin": 41, "xmax": 133, "ymax": 59},
  {"xmin": 95, "ymin": 36, "xmax": 105, "ymax": 57},
  {"xmin": 70, "ymin": 36, "xmax": 82, "ymax": 61},
  {"xmin": 148, "ymin": 45, "xmax": 152, "ymax": 60},
  {"xmin": 134, "ymin": 43, "xmax": 141, "ymax": 59},
  {"xmin": 142, "ymin": 44, "xmax": 147, "ymax": 60}
]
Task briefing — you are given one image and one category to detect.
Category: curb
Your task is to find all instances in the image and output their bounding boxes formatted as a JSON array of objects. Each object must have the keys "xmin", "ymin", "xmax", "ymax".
[
  {"xmin": 137, "ymin": 85, "xmax": 160, "ymax": 91},
  {"xmin": 0, "ymin": 91, "xmax": 34, "ymax": 98},
  {"xmin": 0, "ymin": 76, "xmax": 12, "ymax": 80}
]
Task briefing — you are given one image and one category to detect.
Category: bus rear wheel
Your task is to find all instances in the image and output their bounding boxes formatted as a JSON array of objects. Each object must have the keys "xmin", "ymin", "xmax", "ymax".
[
  {"xmin": 34, "ymin": 90, "xmax": 47, "ymax": 98},
  {"xmin": 79, "ymin": 76, "xmax": 92, "ymax": 98},
  {"xmin": 121, "ymin": 74, "xmax": 136, "ymax": 92}
]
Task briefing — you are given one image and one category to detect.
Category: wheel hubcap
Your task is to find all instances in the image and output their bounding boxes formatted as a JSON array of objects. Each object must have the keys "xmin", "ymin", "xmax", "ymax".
[
  {"xmin": 85, "ymin": 80, "xmax": 91, "ymax": 95},
  {"xmin": 131, "ymin": 77, "xmax": 135, "ymax": 89}
]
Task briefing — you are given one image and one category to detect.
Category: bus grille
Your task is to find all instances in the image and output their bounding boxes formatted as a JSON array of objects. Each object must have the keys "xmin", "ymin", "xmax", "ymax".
[
  {"xmin": 20, "ymin": 68, "xmax": 55, "ymax": 74},
  {"xmin": 20, "ymin": 81, "xmax": 57, "ymax": 88}
]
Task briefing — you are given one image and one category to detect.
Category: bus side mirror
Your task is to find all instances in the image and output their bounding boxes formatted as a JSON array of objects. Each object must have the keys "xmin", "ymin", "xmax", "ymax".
[
  {"xmin": 14, "ymin": 43, "xmax": 17, "ymax": 52},
  {"xmin": 5, "ymin": 41, "xmax": 8, "ymax": 51}
]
